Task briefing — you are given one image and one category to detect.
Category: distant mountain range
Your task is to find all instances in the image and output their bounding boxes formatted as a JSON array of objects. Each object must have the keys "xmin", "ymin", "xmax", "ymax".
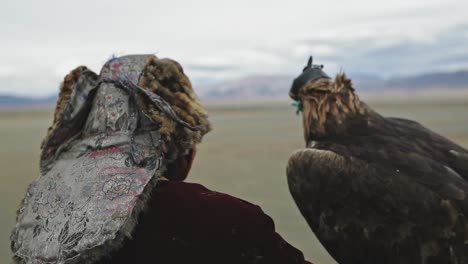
[
  {"xmin": 200, "ymin": 70, "xmax": 468, "ymax": 100},
  {"xmin": 360, "ymin": 70, "xmax": 468, "ymax": 91},
  {"xmin": 198, "ymin": 75, "xmax": 293, "ymax": 99},
  {"xmin": 1, "ymin": 70, "xmax": 468, "ymax": 107},
  {"xmin": 0, "ymin": 95, "xmax": 56, "ymax": 108}
]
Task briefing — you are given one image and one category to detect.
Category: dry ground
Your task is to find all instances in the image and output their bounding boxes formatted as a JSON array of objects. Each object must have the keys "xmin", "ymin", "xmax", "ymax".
[{"xmin": 1, "ymin": 98, "xmax": 467, "ymax": 264}]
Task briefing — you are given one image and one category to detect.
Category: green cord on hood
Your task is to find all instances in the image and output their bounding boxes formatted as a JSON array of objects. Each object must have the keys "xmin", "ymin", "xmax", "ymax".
[{"xmin": 291, "ymin": 101, "xmax": 303, "ymax": 115}]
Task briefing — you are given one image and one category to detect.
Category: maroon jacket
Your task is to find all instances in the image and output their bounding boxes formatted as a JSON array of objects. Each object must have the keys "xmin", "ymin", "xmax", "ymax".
[{"xmin": 99, "ymin": 181, "xmax": 311, "ymax": 264}]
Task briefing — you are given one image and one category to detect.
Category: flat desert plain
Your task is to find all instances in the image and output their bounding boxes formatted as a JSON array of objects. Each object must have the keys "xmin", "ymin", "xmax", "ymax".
[{"xmin": 1, "ymin": 98, "xmax": 468, "ymax": 264}]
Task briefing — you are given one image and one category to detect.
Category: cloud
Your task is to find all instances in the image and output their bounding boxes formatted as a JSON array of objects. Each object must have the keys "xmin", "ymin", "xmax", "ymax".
[
  {"xmin": 1, "ymin": 0, "xmax": 468, "ymax": 96},
  {"xmin": 0, "ymin": 65, "xmax": 17, "ymax": 78},
  {"xmin": 279, "ymin": 23, "xmax": 468, "ymax": 78}
]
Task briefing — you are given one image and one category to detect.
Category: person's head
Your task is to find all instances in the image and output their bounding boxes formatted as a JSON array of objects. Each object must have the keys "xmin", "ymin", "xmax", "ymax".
[{"xmin": 43, "ymin": 55, "xmax": 211, "ymax": 181}]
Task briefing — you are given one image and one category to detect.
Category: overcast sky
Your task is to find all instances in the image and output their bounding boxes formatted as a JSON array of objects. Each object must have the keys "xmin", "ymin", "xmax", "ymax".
[{"xmin": 1, "ymin": 0, "xmax": 468, "ymax": 97}]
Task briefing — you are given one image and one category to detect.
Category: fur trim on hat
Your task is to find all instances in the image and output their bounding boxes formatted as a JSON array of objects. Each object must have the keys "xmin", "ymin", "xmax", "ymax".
[
  {"xmin": 41, "ymin": 66, "xmax": 91, "ymax": 149},
  {"xmin": 138, "ymin": 57, "xmax": 211, "ymax": 161}
]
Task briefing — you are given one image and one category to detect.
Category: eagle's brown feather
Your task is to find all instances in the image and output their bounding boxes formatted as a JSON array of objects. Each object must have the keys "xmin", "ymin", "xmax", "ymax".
[{"xmin": 299, "ymin": 74, "xmax": 374, "ymax": 142}]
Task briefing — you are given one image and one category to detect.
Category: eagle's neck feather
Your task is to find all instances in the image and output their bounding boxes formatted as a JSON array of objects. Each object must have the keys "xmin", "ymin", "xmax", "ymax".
[{"xmin": 301, "ymin": 80, "xmax": 380, "ymax": 142}]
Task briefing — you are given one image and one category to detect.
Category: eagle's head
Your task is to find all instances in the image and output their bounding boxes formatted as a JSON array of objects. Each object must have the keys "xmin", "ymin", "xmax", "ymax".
[{"xmin": 290, "ymin": 57, "xmax": 369, "ymax": 143}]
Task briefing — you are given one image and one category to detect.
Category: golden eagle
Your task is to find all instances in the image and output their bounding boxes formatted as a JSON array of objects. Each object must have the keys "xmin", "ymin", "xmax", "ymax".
[{"xmin": 287, "ymin": 57, "xmax": 468, "ymax": 264}]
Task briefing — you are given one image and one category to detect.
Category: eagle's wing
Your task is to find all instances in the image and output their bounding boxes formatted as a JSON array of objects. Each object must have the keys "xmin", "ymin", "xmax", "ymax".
[
  {"xmin": 287, "ymin": 147, "xmax": 468, "ymax": 264},
  {"xmin": 387, "ymin": 117, "xmax": 468, "ymax": 180}
]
